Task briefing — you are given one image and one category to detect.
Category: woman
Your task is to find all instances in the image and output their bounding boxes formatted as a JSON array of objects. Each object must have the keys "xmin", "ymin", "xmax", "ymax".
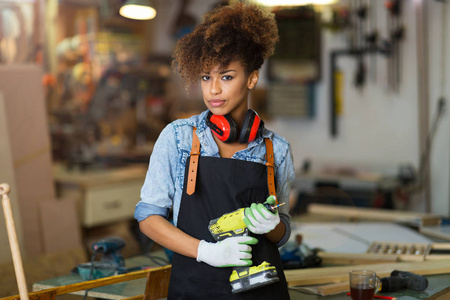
[{"xmin": 135, "ymin": 3, "xmax": 295, "ymax": 299}]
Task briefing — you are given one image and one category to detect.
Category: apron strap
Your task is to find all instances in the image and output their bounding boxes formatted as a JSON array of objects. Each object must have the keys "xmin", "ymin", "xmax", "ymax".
[
  {"xmin": 264, "ymin": 138, "xmax": 277, "ymax": 202},
  {"xmin": 187, "ymin": 129, "xmax": 276, "ymax": 200},
  {"xmin": 186, "ymin": 127, "xmax": 200, "ymax": 195}
]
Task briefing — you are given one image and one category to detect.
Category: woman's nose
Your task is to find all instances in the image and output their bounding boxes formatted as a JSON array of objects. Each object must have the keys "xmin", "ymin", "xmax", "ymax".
[{"xmin": 210, "ymin": 79, "xmax": 221, "ymax": 95}]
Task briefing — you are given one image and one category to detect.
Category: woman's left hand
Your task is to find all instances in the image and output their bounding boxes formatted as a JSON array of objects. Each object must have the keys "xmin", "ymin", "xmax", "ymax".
[{"xmin": 243, "ymin": 195, "xmax": 280, "ymax": 234}]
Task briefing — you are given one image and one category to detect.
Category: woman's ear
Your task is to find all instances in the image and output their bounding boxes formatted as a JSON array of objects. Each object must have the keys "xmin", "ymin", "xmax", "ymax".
[{"xmin": 247, "ymin": 70, "xmax": 259, "ymax": 90}]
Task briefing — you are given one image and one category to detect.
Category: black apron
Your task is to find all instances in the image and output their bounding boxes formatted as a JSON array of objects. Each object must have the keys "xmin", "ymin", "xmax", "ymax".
[{"xmin": 167, "ymin": 130, "xmax": 290, "ymax": 300}]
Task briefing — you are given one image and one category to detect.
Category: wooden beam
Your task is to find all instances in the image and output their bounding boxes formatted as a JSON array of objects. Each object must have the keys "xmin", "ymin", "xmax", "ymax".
[
  {"xmin": 318, "ymin": 252, "xmax": 399, "ymax": 266},
  {"xmin": 284, "ymin": 259, "xmax": 450, "ymax": 287},
  {"xmin": 1, "ymin": 265, "xmax": 172, "ymax": 300},
  {"xmin": 307, "ymin": 203, "xmax": 441, "ymax": 225}
]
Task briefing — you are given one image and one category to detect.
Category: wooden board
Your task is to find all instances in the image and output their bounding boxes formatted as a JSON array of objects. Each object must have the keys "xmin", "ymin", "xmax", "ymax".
[
  {"xmin": 289, "ymin": 282, "xmax": 349, "ymax": 296},
  {"xmin": 284, "ymin": 259, "xmax": 450, "ymax": 287},
  {"xmin": 318, "ymin": 252, "xmax": 399, "ymax": 265},
  {"xmin": 420, "ymin": 225, "xmax": 450, "ymax": 241},
  {"xmin": 307, "ymin": 203, "xmax": 442, "ymax": 225},
  {"xmin": 427, "ymin": 287, "xmax": 450, "ymax": 300}
]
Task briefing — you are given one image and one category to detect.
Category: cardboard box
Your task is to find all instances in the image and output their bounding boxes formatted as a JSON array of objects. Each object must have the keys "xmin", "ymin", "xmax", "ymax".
[{"xmin": 0, "ymin": 65, "xmax": 55, "ymax": 257}]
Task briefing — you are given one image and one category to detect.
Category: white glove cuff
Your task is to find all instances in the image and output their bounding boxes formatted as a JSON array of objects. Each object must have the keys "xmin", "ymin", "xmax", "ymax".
[{"xmin": 196, "ymin": 239, "xmax": 208, "ymax": 263}]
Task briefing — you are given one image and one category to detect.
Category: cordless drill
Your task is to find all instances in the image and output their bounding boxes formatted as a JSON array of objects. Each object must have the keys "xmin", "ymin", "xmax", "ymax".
[
  {"xmin": 208, "ymin": 202, "xmax": 284, "ymax": 293},
  {"xmin": 380, "ymin": 270, "xmax": 428, "ymax": 292}
]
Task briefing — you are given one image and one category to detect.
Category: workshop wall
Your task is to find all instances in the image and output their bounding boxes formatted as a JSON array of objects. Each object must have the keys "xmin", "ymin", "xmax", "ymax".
[{"xmin": 266, "ymin": 1, "xmax": 450, "ymax": 217}]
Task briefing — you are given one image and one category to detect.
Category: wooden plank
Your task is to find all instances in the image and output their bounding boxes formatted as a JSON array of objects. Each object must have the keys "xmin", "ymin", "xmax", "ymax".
[
  {"xmin": 121, "ymin": 296, "xmax": 144, "ymax": 300},
  {"xmin": 1, "ymin": 184, "xmax": 29, "ymax": 300},
  {"xmin": 144, "ymin": 265, "xmax": 171, "ymax": 300},
  {"xmin": 284, "ymin": 259, "xmax": 450, "ymax": 287},
  {"xmin": 290, "ymin": 282, "xmax": 349, "ymax": 296},
  {"xmin": 427, "ymin": 286, "xmax": 450, "ymax": 300},
  {"xmin": 318, "ymin": 252, "xmax": 399, "ymax": 265},
  {"xmin": 307, "ymin": 203, "xmax": 441, "ymax": 225}
]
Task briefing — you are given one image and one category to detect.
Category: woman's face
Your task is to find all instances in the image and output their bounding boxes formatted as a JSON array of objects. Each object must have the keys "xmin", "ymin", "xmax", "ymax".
[{"xmin": 201, "ymin": 60, "xmax": 258, "ymax": 123}]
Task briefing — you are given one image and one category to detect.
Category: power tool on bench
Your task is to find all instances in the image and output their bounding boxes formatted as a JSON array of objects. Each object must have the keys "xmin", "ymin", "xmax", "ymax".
[
  {"xmin": 208, "ymin": 201, "xmax": 284, "ymax": 294},
  {"xmin": 76, "ymin": 237, "xmax": 127, "ymax": 280},
  {"xmin": 380, "ymin": 270, "xmax": 428, "ymax": 292},
  {"xmin": 91, "ymin": 237, "xmax": 126, "ymax": 271}
]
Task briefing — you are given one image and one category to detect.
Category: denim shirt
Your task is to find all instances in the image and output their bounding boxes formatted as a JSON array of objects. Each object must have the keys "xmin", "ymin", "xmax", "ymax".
[{"xmin": 134, "ymin": 110, "xmax": 295, "ymax": 246}]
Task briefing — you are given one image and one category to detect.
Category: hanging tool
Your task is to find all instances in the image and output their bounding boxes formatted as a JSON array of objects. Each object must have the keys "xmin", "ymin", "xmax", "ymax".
[
  {"xmin": 328, "ymin": 1, "xmax": 393, "ymax": 137},
  {"xmin": 380, "ymin": 270, "xmax": 428, "ymax": 292},
  {"xmin": 1, "ymin": 183, "xmax": 29, "ymax": 300},
  {"xmin": 366, "ymin": 0, "xmax": 378, "ymax": 82},
  {"xmin": 385, "ymin": 0, "xmax": 405, "ymax": 92},
  {"xmin": 207, "ymin": 200, "xmax": 283, "ymax": 293},
  {"xmin": 329, "ymin": 44, "xmax": 390, "ymax": 137},
  {"xmin": 354, "ymin": 0, "xmax": 368, "ymax": 88}
]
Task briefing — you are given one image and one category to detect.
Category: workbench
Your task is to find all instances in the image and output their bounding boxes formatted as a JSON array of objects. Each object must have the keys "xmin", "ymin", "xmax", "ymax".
[
  {"xmin": 32, "ymin": 251, "xmax": 450, "ymax": 300},
  {"xmin": 53, "ymin": 164, "xmax": 147, "ymax": 228},
  {"xmin": 32, "ymin": 267, "xmax": 450, "ymax": 299},
  {"xmin": 32, "ymin": 200, "xmax": 450, "ymax": 300}
]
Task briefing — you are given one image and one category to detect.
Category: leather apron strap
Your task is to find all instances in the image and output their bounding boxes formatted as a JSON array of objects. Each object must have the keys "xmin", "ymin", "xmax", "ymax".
[
  {"xmin": 186, "ymin": 127, "xmax": 200, "ymax": 195},
  {"xmin": 264, "ymin": 138, "xmax": 277, "ymax": 203}
]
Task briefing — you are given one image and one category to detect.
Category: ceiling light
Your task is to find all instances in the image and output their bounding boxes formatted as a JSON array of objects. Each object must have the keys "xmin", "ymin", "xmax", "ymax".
[
  {"xmin": 252, "ymin": 0, "xmax": 339, "ymax": 6},
  {"xmin": 119, "ymin": 0, "xmax": 156, "ymax": 20}
]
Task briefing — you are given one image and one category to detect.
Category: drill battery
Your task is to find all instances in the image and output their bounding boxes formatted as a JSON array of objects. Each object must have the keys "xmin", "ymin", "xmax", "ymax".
[{"xmin": 229, "ymin": 261, "xmax": 279, "ymax": 294}]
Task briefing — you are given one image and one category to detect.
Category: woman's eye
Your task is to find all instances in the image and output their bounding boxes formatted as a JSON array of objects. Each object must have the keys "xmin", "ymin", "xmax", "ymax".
[
  {"xmin": 222, "ymin": 75, "xmax": 233, "ymax": 81},
  {"xmin": 201, "ymin": 75, "xmax": 210, "ymax": 81}
]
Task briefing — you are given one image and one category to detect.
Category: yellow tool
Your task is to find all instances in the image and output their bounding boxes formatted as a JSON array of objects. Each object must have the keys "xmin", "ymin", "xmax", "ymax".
[{"xmin": 208, "ymin": 203, "xmax": 284, "ymax": 293}]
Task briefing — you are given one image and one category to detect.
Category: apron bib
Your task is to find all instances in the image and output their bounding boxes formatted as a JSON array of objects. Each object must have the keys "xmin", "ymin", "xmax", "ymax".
[{"xmin": 167, "ymin": 130, "xmax": 289, "ymax": 300}]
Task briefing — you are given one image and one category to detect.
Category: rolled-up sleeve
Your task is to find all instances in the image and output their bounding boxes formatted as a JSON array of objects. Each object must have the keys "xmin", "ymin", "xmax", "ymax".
[{"xmin": 134, "ymin": 124, "xmax": 178, "ymax": 222}]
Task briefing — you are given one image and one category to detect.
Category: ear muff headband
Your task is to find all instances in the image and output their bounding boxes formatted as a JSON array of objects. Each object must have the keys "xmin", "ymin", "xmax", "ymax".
[
  {"xmin": 206, "ymin": 112, "xmax": 238, "ymax": 143},
  {"xmin": 239, "ymin": 110, "xmax": 262, "ymax": 143}
]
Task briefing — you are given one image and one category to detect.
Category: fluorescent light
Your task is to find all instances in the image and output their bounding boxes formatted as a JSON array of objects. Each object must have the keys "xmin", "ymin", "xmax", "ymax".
[
  {"xmin": 253, "ymin": 0, "xmax": 339, "ymax": 6},
  {"xmin": 119, "ymin": 0, "xmax": 156, "ymax": 20}
]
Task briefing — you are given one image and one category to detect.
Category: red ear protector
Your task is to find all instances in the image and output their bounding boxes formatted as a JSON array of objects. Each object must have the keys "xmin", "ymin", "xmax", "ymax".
[{"xmin": 205, "ymin": 109, "xmax": 264, "ymax": 143}]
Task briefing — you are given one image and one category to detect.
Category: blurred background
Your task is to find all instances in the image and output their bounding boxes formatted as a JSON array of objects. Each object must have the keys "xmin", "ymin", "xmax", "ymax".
[{"xmin": 0, "ymin": 0, "xmax": 449, "ymax": 296}]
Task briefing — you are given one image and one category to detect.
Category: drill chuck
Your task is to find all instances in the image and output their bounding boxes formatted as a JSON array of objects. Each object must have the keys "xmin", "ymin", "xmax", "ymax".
[{"xmin": 380, "ymin": 270, "xmax": 428, "ymax": 292}]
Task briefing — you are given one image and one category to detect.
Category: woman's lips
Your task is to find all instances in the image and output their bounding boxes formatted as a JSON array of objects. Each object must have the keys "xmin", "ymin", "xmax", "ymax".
[{"xmin": 209, "ymin": 99, "xmax": 225, "ymax": 107}]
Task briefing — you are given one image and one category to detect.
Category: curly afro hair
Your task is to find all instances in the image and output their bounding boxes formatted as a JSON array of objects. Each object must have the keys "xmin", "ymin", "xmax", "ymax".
[{"xmin": 172, "ymin": 3, "xmax": 279, "ymax": 88}]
